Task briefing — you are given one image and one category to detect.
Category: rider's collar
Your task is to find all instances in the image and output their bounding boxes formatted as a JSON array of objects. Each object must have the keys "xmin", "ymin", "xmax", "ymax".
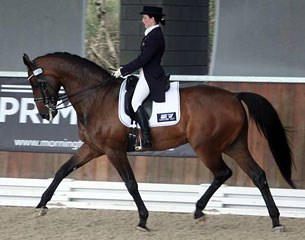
[{"xmin": 144, "ymin": 24, "xmax": 159, "ymax": 36}]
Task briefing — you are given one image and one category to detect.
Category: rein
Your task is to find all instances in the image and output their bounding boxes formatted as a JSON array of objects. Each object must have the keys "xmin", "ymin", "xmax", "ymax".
[{"xmin": 56, "ymin": 79, "xmax": 113, "ymax": 109}]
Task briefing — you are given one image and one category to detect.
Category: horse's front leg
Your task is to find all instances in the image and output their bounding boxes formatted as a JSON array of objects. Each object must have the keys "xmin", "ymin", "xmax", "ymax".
[
  {"xmin": 34, "ymin": 144, "xmax": 101, "ymax": 217},
  {"xmin": 108, "ymin": 152, "xmax": 149, "ymax": 231}
]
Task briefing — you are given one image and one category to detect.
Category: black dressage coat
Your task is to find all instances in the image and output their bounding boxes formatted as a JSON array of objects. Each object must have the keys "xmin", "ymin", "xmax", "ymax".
[{"xmin": 120, "ymin": 27, "xmax": 166, "ymax": 102}]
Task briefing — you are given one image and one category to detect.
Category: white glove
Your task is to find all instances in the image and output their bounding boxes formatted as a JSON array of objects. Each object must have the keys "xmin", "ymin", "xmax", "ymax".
[{"xmin": 113, "ymin": 67, "xmax": 122, "ymax": 78}]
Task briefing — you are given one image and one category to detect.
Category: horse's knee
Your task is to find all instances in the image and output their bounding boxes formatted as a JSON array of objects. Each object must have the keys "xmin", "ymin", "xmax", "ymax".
[{"xmin": 55, "ymin": 158, "xmax": 77, "ymax": 179}]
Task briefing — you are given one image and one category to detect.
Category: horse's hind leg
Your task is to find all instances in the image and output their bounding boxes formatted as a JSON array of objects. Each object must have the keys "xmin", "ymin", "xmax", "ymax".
[
  {"xmin": 225, "ymin": 139, "xmax": 283, "ymax": 231},
  {"xmin": 194, "ymin": 152, "xmax": 232, "ymax": 221},
  {"xmin": 35, "ymin": 144, "xmax": 100, "ymax": 217}
]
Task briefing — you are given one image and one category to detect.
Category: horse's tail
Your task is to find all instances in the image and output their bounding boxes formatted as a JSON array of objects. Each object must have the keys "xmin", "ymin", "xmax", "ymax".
[{"xmin": 237, "ymin": 92, "xmax": 296, "ymax": 189}]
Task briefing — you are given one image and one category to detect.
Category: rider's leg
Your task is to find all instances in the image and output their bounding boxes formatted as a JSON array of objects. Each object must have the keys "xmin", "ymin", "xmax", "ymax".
[{"xmin": 131, "ymin": 70, "xmax": 151, "ymax": 148}]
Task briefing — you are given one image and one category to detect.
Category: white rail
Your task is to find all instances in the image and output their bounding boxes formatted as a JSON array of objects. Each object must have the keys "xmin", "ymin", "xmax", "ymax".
[
  {"xmin": 170, "ymin": 75, "xmax": 305, "ymax": 83},
  {"xmin": 0, "ymin": 178, "xmax": 304, "ymax": 218},
  {"xmin": 1, "ymin": 71, "xmax": 305, "ymax": 83}
]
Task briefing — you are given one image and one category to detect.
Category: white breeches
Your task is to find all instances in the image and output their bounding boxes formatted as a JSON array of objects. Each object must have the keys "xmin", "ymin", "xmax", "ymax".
[{"xmin": 131, "ymin": 68, "xmax": 150, "ymax": 112}]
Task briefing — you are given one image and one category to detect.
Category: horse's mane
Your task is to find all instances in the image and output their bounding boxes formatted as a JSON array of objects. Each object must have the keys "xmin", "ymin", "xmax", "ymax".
[{"xmin": 35, "ymin": 52, "xmax": 112, "ymax": 77}]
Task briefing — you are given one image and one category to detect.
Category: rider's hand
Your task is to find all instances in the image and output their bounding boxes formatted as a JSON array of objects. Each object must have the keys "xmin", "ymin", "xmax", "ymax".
[{"xmin": 113, "ymin": 67, "xmax": 122, "ymax": 78}]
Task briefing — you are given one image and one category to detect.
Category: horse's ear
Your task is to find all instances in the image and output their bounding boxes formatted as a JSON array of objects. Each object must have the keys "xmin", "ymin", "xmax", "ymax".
[{"xmin": 23, "ymin": 53, "xmax": 34, "ymax": 70}]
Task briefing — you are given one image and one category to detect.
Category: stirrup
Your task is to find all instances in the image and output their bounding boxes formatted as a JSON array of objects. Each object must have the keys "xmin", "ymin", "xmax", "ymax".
[
  {"xmin": 135, "ymin": 138, "xmax": 143, "ymax": 151},
  {"xmin": 135, "ymin": 138, "xmax": 152, "ymax": 151}
]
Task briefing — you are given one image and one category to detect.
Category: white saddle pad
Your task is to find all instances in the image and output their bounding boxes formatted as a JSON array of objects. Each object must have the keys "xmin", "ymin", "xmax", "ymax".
[{"xmin": 118, "ymin": 79, "xmax": 180, "ymax": 128}]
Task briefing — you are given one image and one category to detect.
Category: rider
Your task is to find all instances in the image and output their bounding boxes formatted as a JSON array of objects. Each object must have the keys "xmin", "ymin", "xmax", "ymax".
[{"xmin": 113, "ymin": 6, "xmax": 167, "ymax": 148}]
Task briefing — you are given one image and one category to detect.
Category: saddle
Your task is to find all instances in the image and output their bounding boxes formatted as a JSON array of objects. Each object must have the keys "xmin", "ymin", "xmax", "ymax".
[
  {"xmin": 124, "ymin": 74, "xmax": 171, "ymax": 121},
  {"xmin": 118, "ymin": 74, "xmax": 180, "ymax": 152}
]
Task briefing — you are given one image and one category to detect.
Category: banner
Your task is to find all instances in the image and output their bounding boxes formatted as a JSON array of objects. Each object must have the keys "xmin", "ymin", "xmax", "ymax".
[
  {"xmin": 0, "ymin": 76, "xmax": 81, "ymax": 153},
  {"xmin": 0, "ymin": 74, "xmax": 195, "ymax": 157}
]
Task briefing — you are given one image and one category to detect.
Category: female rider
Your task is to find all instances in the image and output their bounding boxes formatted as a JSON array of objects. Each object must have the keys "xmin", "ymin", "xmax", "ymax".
[{"xmin": 113, "ymin": 6, "xmax": 166, "ymax": 148}]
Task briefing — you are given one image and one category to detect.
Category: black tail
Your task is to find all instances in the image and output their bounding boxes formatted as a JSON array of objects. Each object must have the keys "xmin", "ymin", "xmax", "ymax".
[{"xmin": 237, "ymin": 92, "xmax": 296, "ymax": 189}]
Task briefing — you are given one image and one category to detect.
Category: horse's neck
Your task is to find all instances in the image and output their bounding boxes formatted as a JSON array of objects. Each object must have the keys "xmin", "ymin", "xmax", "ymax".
[
  {"xmin": 60, "ymin": 72, "xmax": 102, "ymax": 97},
  {"xmin": 60, "ymin": 73, "xmax": 118, "ymax": 116}
]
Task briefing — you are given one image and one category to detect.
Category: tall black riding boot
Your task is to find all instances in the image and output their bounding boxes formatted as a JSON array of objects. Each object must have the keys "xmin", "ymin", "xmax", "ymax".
[{"xmin": 135, "ymin": 105, "xmax": 152, "ymax": 148}]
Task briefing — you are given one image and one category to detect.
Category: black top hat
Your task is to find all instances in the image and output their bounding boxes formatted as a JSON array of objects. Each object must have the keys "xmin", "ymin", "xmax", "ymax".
[{"xmin": 140, "ymin": 6, "xmax": 165, "ymax": 16}]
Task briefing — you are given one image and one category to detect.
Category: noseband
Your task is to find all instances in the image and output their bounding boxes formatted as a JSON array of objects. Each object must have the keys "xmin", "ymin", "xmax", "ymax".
[{"xmin": 27, "ymin": 67, "xmax": 58, "ymax": 118}]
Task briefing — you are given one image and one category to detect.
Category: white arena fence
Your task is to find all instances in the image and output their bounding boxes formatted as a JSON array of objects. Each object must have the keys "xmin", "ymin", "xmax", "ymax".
[
  {"xmin": 1, "ymin": 71, "xmax": 305, "ymax": 83},
  {"xmin": 0, "ymin": 178, "xmax": 305, "ymax": 218}
]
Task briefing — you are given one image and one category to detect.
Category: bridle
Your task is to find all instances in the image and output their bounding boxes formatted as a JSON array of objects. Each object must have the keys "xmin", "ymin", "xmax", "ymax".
[
  {"xmin": 27, "ymin": 66, "xmax": 117, "ymax": 119},
  {"xmin": 27, "ymin": 67, "xmax": 58, "ymax": 120}
]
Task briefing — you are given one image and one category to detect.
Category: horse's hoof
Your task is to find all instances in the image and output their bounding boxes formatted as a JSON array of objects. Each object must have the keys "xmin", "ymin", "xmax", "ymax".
[
  {"xmin": 33, "ymin": 207, "xmax": 48, "ymax": 218},
  {"xmin": 195, "ymin": 213, "xmax": 208, "ymax": 225},
  {"xmin": 136, "ymin": 225, "xmax": 150, "ymax": 232},
  {"xmin": 194, "ymin": 211, "xmax": 207, "ymax": 225},
  {"xmin": 272, "ymin": 225, "xmax": 285, "ymax": 233}
]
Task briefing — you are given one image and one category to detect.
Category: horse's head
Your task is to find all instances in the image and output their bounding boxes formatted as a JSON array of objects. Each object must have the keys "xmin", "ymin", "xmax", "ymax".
[{"xmin": 23, "ymin": 53, "xmax": 60, "ymax": 121}]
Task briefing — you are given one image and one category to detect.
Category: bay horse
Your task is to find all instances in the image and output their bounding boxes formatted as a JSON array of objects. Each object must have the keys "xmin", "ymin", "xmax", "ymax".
[{"xmin": 22, "ymin": 52, "xmax": 295, "ymax": 232}]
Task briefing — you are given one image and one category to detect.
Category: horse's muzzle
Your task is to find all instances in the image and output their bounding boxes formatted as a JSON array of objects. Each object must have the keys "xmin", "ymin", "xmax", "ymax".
[{"xmin": 41, "ymin": 109, "xmax": 58, "ymax": 121}]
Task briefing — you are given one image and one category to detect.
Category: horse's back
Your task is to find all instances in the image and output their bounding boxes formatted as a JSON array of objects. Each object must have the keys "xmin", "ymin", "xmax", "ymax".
[
  {"xmin": 179, "ymin": 84, "xmax": 240, "ymax": 109},
  {"xmin": 180, "ymin": 83, "xmax": 233, "ymax": 96}
]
